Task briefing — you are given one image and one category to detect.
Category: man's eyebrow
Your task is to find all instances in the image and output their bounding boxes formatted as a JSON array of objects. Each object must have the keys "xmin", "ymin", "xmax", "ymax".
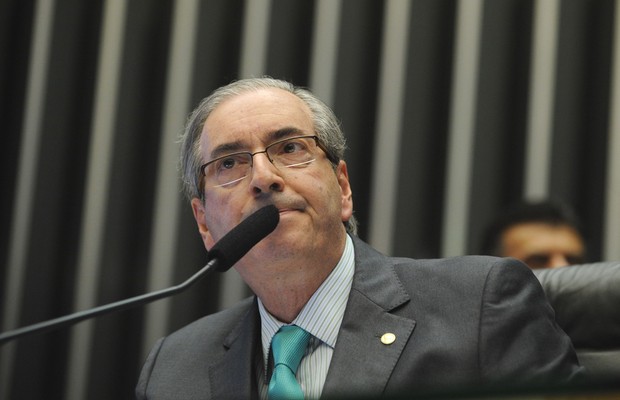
[
  {"xmin": 268, "ymin": 127, "xmax": 306, "ymax": 141},
  {"xmin": 209, "ymin": 141, "xmax": 245, "ymax": 160},
  {"xmin": 208, "ymin": 127, "xmax": 307, "ymax": 160}
]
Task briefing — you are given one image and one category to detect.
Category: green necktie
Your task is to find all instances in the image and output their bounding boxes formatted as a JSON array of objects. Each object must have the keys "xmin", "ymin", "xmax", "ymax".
[{"xmin": 268, "ymin": 325, "xmax": 311, "ymax": 400}]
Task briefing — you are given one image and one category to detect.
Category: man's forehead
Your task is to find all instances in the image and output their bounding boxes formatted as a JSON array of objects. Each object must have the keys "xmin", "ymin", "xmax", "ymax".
[
  {"xmin": 503, "ymin": 223, "xmax": 584, "ymax": 251},
  {"xmin": 200, "ymin": 89, "xmax": 313, "ymax": 155}
]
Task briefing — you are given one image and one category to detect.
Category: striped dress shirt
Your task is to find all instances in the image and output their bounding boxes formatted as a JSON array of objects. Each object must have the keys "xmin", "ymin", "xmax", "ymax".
[{"xmin": 257, "ymin": 234, "xmax": 355, "ymax": 399}]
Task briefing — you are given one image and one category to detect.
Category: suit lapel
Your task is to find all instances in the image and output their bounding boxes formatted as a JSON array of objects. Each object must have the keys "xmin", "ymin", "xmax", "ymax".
[
  {"xmin": 209, "ymin": 300, "xmax": 261, "ymax": 400},
  {"xmin": 322, "ymin": 237, "xmax": 416, "ymax": 399}
]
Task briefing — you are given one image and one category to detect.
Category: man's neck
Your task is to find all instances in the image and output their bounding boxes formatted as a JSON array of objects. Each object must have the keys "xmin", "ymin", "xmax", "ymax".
[
  {"xmin": 255, "ymin": 266, "xmax": 334, "ymax": 323},
  {"xmin": 251, "ymin": 234, "xmax": 348, "ymax": 323}
]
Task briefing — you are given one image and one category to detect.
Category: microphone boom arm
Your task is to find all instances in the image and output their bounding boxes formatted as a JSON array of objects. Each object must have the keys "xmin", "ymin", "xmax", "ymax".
[
  {"xmin": 0, "ymin": 257, "xmax": 218, "ymax": 345},
  {"xmin": 0, "ymin": 204, "xmax": 279, "ymax": 346}
]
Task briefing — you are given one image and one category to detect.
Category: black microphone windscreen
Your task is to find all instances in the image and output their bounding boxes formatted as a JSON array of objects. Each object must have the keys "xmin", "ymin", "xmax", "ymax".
[{"xmin": 208, "ymin": 205, "xmax": 280, "ymax": 272}]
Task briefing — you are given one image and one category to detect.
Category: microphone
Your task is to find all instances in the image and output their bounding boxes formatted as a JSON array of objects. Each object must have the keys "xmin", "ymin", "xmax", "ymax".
[
  {"xmin": 208, "ymin": 204, "xmax": 279, "ymax": 271},
  {"xmin": 0, "ymin": 204, "xmax": 280, "ymax": 345}
]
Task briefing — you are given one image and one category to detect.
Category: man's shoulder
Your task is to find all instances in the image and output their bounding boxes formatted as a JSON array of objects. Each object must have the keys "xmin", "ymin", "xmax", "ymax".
[
  {"xmin": 393, "ymin": 254, "xmax": 528, "ymax": 277},
  {"xmin": 351, "ymin": 236, "xmax": 535, "ymax": 300},
  {"xmin": 163, "ymin": 296, "xmax": 256, "ymax": 345},
  {"xmin": 351, "ymin": 235, "xmax": 526, "ymax": 276},
  {"xmin": 137, "ymin": 297, "xmax": 258, "ymax": 398}
]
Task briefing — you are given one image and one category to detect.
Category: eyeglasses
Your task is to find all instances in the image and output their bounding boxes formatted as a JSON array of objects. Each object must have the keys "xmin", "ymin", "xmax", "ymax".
[{"xmin": 200, "ymin": 135, "xmax": 328, "ymax": 188}]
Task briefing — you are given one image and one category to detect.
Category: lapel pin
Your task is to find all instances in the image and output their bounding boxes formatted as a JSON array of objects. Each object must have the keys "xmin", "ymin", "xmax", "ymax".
[{"xmin": 380, "ymin": 332, "xmax": 396, "ymax": 345}]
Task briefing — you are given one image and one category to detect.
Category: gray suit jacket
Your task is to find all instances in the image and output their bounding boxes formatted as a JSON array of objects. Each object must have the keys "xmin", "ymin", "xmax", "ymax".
[{"xmin": 136, "ymin": 236, "xmax": 582, "ymax": 399}]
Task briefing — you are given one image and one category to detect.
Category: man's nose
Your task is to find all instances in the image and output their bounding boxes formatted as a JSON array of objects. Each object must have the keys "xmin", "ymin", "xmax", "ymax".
[
  {"xmin": 248, "ymin": 153, "xmax": 284, "ymax": 194},
  {"xmin": 548, "ymin": 254, "xmax": 571, "ymax": 269}
]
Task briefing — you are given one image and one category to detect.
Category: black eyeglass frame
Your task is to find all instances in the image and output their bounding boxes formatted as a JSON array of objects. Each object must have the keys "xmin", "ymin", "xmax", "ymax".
[{"xmin": 198, "ymin": 135, "xmax": 334, "ymax": 191}]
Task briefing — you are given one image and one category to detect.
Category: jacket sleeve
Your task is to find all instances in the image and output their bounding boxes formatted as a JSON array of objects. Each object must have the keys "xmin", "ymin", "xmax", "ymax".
[{"xmin": 478, "ymin": 257, "xmax": 584, "ymax": 385}]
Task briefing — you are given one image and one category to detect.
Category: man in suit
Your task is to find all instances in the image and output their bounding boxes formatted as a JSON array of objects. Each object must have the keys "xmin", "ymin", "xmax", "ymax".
[{"xmin": 136, "ymin": 77, "xmax": 582, "ymax": 399}]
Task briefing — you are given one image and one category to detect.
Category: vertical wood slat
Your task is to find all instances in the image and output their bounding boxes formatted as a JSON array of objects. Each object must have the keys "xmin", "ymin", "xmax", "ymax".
[
  {"xmin": 441, "ymin": 0, "xmax": 484, "ymax": 257},
  {"xmin": 239, "ymin": 0, "xmax": 271, "ymax": 79},
  {"xmin": 309, "ymin": 0, "xmax": 343, "ymax": 106},
  {"xmin": 367, "ymin": 0, "xmax": 412, "ymax": 255},
  {"xmin": 525, "ymin": 0, "xmax": 560, "ymax": 200},
  {"xmin": 604, "ymin": 0, "xmax": 620, "ymax": 261},
  {"xmin": 64, "ymin": 1, "xmax": 128, "ymax": 398},
  {"xmin": 140, "ymin": 0, "xmax": 201, "ymax": 359},
  {"xmin": 0, "ymin": 0, "xmax": 56, "ymax": 398}
]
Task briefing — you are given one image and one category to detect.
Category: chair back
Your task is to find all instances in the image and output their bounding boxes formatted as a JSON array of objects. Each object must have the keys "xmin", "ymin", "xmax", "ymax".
[{"xmin": 534, "ymin": 262, "xmax": 620, "ymax": 379}]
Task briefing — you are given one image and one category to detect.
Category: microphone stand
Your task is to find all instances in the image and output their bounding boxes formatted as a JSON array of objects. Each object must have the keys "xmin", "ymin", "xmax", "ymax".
[
  {"xmin": 0, "ymin": 257, "xmax": 218, "ymax": 345},
  {"xmin": 0, "ymin": 204, "xmax": 280, "ymax": 345}
]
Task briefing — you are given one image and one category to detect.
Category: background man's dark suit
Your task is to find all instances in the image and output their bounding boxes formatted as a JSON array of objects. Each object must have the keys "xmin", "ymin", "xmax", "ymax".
[{"xmin": 136, "ymin": 236, "xmax": 581, "ymax": 399}]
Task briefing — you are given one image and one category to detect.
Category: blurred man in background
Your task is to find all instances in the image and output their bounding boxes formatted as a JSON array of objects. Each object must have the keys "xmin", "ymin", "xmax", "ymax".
[{"xmin": 481, "ymin": 200, "xmax": 586, "ymax": 269}]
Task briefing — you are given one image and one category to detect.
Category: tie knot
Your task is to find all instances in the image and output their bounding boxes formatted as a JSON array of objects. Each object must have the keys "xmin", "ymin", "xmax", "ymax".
[{"xmin": 271, "ymin": 325, "xmax": 311, "ymax": 371}]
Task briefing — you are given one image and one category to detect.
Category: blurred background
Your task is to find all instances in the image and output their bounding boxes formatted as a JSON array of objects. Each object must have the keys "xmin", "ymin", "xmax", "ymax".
[{"xmin": 1, "ymin": 0, "xmax": 619, "ymax": 398}]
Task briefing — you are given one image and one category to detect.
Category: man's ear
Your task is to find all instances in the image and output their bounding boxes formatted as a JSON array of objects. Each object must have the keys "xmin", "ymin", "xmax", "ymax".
[
  {"xmin": 336, "ymin": 161, "xmax": 353, "ymax": 222},
  {"xmin": 191, "ymin": 197, "xmax": 215, "ymax": 250}
]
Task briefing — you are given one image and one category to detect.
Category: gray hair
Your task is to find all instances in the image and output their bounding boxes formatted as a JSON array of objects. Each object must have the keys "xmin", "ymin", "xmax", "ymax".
[{"xmin": 179, "ymin": 77, "xmax": 358, "ymax": 235}]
